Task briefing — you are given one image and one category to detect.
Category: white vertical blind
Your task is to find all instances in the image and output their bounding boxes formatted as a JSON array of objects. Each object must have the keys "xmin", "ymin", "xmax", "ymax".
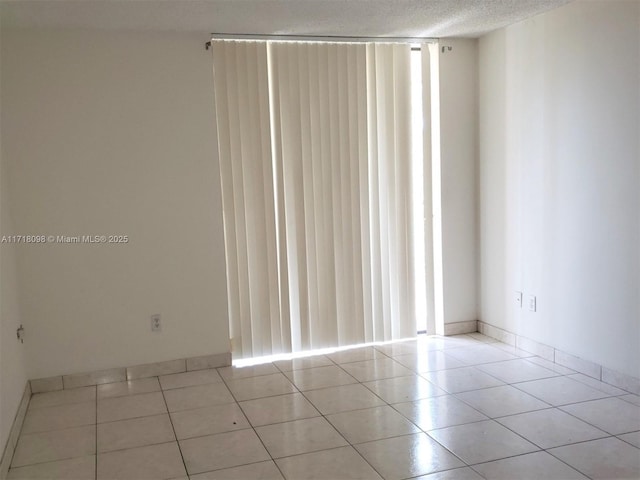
[
  {"xmin": 212, "ymin": 41, "xmax": 288, "ymax": 358},
  {"xmin": 364, "ymin": 43, "xmax": 416, "ymax": 341},
  {"xmin": 212, "ymin": 39, "xmax": 423, "ymax": 358},
  {"xmin": 269, "ymin": 42, "xmax": 371, "ymax": 350},
  {"xmin": 421, "ymin": 44, "xmax": 437, "ymax": 336}
]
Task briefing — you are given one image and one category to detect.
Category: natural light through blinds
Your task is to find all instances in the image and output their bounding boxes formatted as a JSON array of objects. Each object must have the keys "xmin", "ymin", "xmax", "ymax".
[{"xmin": 211, "ymin": 39, "xmax": 434, "ymax": 359}]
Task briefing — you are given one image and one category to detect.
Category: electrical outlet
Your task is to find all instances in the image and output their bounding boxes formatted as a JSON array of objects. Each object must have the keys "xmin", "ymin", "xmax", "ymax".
[
  {"xmin": 515, "ymin": 291, "xmax": 523, "ymax": 308},
  {"xmin": 151, "ymin": 314, "xmax": 161, "ymax": 332},
  {"xmin": 528, "ymin": 295, "xmax": 537, "ymax": 312}
]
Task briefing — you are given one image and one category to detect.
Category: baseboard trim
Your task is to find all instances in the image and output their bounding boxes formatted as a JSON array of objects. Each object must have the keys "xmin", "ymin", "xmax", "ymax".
[
  {"xmin": 0, "ymin": 382, "xmax": 31, "ymax": 480},
  {"xmin": 30, "ymin": 351, "xmax": 232, "ymax": 394},
  {"xmin": 478, "ymin": 320, "xmax": 640, "ymax": 395},
  {"xmin": 443, "ymin": 320, "xmax": 478, "ymax": 335}
]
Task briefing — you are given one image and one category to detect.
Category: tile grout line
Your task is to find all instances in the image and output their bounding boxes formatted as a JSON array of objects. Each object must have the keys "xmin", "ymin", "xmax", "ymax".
[
  {"xmin": 342, "ymin": 349, "xmax": 636, "ymax": 477},
  {"xmin": 217, "ymin": 370, "xmax": 291, "ymax": 480},
  {"xmin": 232, "ymin": 357, "xmax": 424, "ymax": 478},
  {"xmin": 158, "ymin": 377, "xmax": 190, "ymax": 478},
  {"xmin": 291, "ymin": 365, "xmax": 407, "ymax": 480},
  {"xmin": 456, "ymin": 369, "xmax": 635, "ymax": 480},
  {"xmin": 11, "ymin": 338, "xmax": 640, "ymax": 478},
  {"xmin": 544, "ymin": 445, "xmax": 598, "ymax": 480},
  {"xmin": 226, "ymin": 345, "xmax": 638, "ymax": 477},
  {"xmin": 285, "ymin": 359, "xmax": 475, "ymax": 479},
  {"xmin": 443, "ymin": 368, "xmax": 633, "ymax": 445}
]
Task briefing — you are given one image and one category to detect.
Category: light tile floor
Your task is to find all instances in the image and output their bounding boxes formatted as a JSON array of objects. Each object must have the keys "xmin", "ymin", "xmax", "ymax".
[{"xmin": 7, "ymin": 334, "xmax": 640, "ymax": 479}]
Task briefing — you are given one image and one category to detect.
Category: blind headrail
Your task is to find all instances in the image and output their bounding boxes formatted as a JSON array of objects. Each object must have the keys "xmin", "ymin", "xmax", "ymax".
[{"xmin": 205, "ymin": 33, "xmax": 438, "ymax": 50}]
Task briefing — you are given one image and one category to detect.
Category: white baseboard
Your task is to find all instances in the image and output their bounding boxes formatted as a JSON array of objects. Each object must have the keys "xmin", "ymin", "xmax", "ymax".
[
  {"xmin": 443, "ymin": 320, "xmax": 478, "ymax": 335},
  {"xmin": 478, "ymin": 320, "xmax": 640, "ymax": 395},
  {"xmin": 30, "ymin": 351, "xmax": 232, "ymax": 394}
]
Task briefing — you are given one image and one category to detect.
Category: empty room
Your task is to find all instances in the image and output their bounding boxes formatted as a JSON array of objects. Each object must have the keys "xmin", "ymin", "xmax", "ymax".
[{"xmin": 0, "ymin": 0, "xmax": 639, "ymax": 479}]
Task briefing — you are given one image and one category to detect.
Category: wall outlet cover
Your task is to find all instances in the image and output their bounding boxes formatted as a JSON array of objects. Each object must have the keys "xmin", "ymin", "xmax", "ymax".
[
  {"xmin": 151, "ymin": 314, "xmax": 161, "ymax": 332},
  {"xmin": 515, "ymin": 291, "xmax": 523, "ymax": 308}
]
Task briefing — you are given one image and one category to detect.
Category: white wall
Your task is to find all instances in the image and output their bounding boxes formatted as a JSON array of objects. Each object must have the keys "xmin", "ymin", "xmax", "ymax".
[
  {"xmin": 438, "ymin": 39, "xmax": 479, "ymax": 326},
  {"xmin": 0, "ymin": 16, "xmax": 29, "ymax": 459},
  {"xmin": 0, "ymin": 151, "xmax": 28, "ymax": 456},
  {"xmin": 479, "ymin": 0, "xmax": 640, "ymax": 378},
  {"xmin": 2, "ymin": 29, "xmax": 229, "ymax": 379}
]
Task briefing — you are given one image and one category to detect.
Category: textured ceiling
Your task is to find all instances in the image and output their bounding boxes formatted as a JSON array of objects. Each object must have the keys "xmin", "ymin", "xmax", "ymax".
[{"xmin": 0, "ymin": 0, "xmax": 572, "ymax": 38}]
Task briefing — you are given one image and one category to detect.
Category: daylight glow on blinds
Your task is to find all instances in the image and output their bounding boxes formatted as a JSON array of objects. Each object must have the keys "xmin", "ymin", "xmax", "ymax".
[{"xmin": 212, "ymin": 39, "xmax": 431, "ymax": 358}]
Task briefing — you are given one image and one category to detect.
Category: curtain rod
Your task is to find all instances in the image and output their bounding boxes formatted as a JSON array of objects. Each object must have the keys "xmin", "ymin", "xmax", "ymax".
[{"xmin": 205, "ymin": 33, "xmax": 438, "ymax": 50}]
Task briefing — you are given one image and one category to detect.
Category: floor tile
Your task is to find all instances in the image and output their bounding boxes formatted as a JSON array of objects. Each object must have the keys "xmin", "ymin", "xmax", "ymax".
[
  {"xmin": 97, "ymin": 391, "xmax": 166, "ymax": 422},
  {"xmin": 217, "ymin": 363, "xmax": 279, "ymax": 380},
  {"xmin": 514, "ymin": 376, "xmax": 610, "ymax": 406},
  {"xmin": 97, "ymin": 377, "xmax": 160, "ymax": 399},
  {"xmin": 29, "ymin": 386, "xmax": 96, "ymax": 410},
  {"xmin": 393, "ymin": 395, "xmax": 488, "ymax": 431},
  {"xmin": 443, "ymin": 345, "xmax": 517, "ymax": 365},
  {"xmin": 526, "ymin": 356, "xmax": 576, "ymax": 375},
  {"xmin": 423, "ymin": 367, "xmax": 504, "ymax": 393},
  {"xmin": 170, "ymin": 403, "xmax": 250, "ymax": 439},
  {"xmin": 355, "ymin": 432, "xmax": 464, "ymax": 480},
  {"xmin": 256, "ymin": 416, "xmax": 348, "ymax": 458},
  {"xmin": 97, "ymin": 413, "xmax": 175, "ymax": 452},
  {"xmin": 549, "ymin": 437, "xmax": 640, "ymax": 480},
  {"xmin": 180, "ymin": 428, "xmax": 270, "ymax": 475},
  {"xmin": 393, "ymin": 351, "xmax": 467, "ymax": 373},
  {"xmin": 489, "ymin": 343, "xmax": 537, "ymax": 359},
  {"xmin": 465, "ymin": 333, "xmax": 497, "ymax": 343},
  {"xmin": 163, "ymin": 382, "xmax": 235, "ymax": 412},
  {"xmin": 428, "ymin": 420, "xmax": 538, "ymax": 464},
  {"xmin": 159, "ymin": 369, "xmax": 223, "ymax": 390},
  {"xmin": 190, "ymin": 460, "xmax": 284, "ymax": 479},
  {"xmin": 13, "ymin": 339, "xmax": 640, "ymax": 480},
  {"xmin": 303, "ymin": 383, "xmax": 385, "ymax": 415},
  {"xmin": 22, "ymin": 401, "xmax": 96, "ymax": 434},
  {"xmin": 618, "ymin": 431, "xmax": 640, "ymax": 448},
  {"xmin": 363, "ymin": 375, "xmax": 446, "ymax": 404},
  {"xmin": 496, "ymin": 407, "xmax": 608, "ymax": 449},
  {"xmin": 284, "ymin": 365, "xmax": 357, "ymax": 391},
  {"xmin": 413, "ymin": 467, "xmax": 484, "ymax": 479},
  {"xmin": 374, "ymin": 341, "xmax": 421, "ymax": 356},
  {"xmin": 12, "ymin": 425, "xmax": 96, "ymax": 467},
  {"xmin": 472, "ymin": 451, "xmax": 589, "ymax": 479},
  {"xmin": 7, "ymin": 455, "xmax": 95, "ymax": 480},
  {"xmin": 427, "ymin": 336, "xmax": 481, "ymax": 350},
  {"xmin": 327, "ymin": 405, "xmax": 419, "ymax": 444},
  {"xmin": 620, "ymin": 393, "xmax": 640, "ymax": 406},
  {"xmin": 275, "ymin": 446, "xmax": 383, "ymax": 480},
  {"xmin": 340, "ymin": 357, "xmax": 414, "ymax": 382},
  {"xmin": 566, "ymin": 373, "xmax": 628, "ymax": 395},
  {"xmin": 560, "ymin": 396, "xmax": 640, "ymax": 434},
  {"xmin": 225, "ymin": 373, "xmax": 297, "ymax": 401},
  {"xmin": 455, "ymin": 385, "xmax": 550, "ymax": 418},
  {"xmin": 239, "ymin": 392, "xmax": 319, "ymax": 426},
  {"xmin": 97, "ymin": 441, "xmax": 186, "ymax": 479},
  {"xmin": 476, "ymin": 359, "xmax": 559, "ymax": 384},
  {"xmin": 274, "ymin": 355, "xmax": 334, "ymax": 372},
  {"xmin": 326, "ymin": 346, "xmax": 386, "ymax": 364}
]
